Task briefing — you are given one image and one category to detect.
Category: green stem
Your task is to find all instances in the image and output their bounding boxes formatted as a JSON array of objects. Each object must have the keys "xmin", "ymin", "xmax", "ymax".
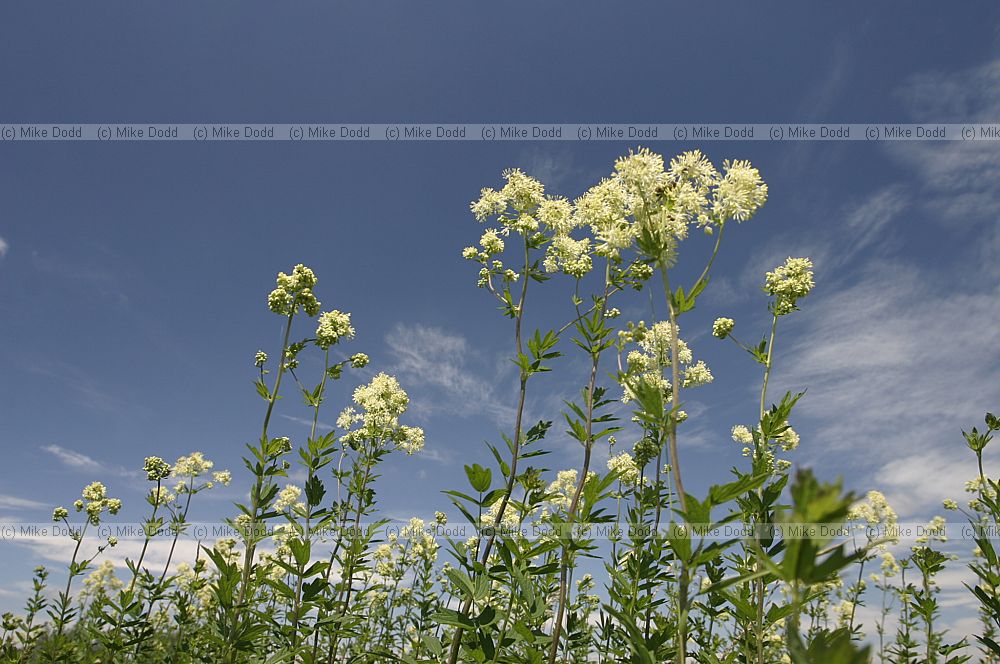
[
  {"xmin": 229, "ymin": 311, "xmax": 295, "ymax": 659},
  {"xmin": 548, "ymin": 259, "xmax": 611, "ymax": 664},
  {"xmin": 446, "ymin": 236, "xmax": 533, "ymax": 664}
]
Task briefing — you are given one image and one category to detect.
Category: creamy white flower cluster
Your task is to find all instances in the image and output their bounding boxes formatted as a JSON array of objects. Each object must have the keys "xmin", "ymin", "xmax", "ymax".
[
  {"xmin": 171, "ymin": 452, "xmax": 231, "ymax": 494},
  {"xmin": 275, "ymin": 484, "xmax": 303, "ymax": 513},
  {"xmin": 545, "ymin": 469, "xmax": 598, "ymax": 512},
  {"xmin": 712, "ymin": 317, "xmax": 734, "ymax": 339},
  {"xmin": 143, "ymin": 456, "xmax": 172, "ymax": 481},
  {"xmin": 462, "ymin": 176, "xmax": 536, "ymax": 288},
  {"xmin": 764, "ymin": 257, "xmax": 815, "ymax": 316},
  {"xmin": 57, "ymin": 481, "xmax": 122, "ymax": 527},
  {"xmin": 731, "ymin": 423, "xmax": 798, "ymax": 473},
  {"xmin": 315, "ymin": 310, "xmax": 355, "ymax": 349},
  {"xmin": 849, "ymin": 490, "xmax": 899, "ymax": 550},
  {"xmin": 81, "ymin": 560, "xmax": 123, "ymax": 598},
  {"xmin": 961, "ymin": 476, "xmax": 997, "ymax": 512},
  {"xmin": 337, "ymin": 373, "xmax": 424, "ymax": 455},
  {"xmin": 481, "ymin": 500, "xmax": 520, "ymax": 530},
  {"xmin": 607, "ymin": 451, "xmax": 642, "ymax": 487},
  {"xmin": 267, "ymin": 264, "xmax": 321, "ymax": 317},
  {"xmin": 402, "ymin": 517, "xmax": 439, "ymax": 562},
  {"xmin": 601, "ymin": 148, "xmax": 767, "ymax": 263},
  {"xmin": 470, "ymin": 168, "xmax": 546, "ymax": 232},
  {"xmin": 622, "ymin": 321, "xmax": 713, "ymax": 403},
  {"xmin": 466, "ymin": 149, "xmax": 767, "ymax": 284}
]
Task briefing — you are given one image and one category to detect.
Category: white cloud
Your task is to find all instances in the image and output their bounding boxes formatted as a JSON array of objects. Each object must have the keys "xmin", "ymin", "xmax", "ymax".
[
  {"xmin": 775, "ymin": 260, "xmax": 1000, "ymax": 517},
  {"xmin": 41, "ymin": 444, "xmax": 136, "ymax": 479},
  {"xmin": 279, "ymin": 413, "xmax": 333, "ymax": 430},
  {"xmin": 385, "ymin": 323, "xmax": 515, "ymax": 425},
  {"xmin": 41, "ymin": 444, "xmax": 103, "ymax": 471},
  {"xmin": 0, "ymin": 235, "xmax": 8, "ymax": 258},
  {"xmin": 892, "ymin": 59, "xmax": 1000, "ymax": 230},
  {"xmin": 0, "ymin": 494, "xmax": 47, "ymax": 510}
]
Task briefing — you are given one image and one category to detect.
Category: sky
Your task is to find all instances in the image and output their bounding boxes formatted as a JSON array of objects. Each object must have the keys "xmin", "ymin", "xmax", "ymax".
[{"xmin": 2, "ymin": 0, "xmax": 1000, "ymax": 642}]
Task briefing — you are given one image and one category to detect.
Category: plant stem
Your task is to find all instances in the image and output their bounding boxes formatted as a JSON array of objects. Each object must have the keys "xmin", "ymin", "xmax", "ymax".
[
  {"xmin": 229, "ymin": 311, "xmax": 295, "ymax": 661},
  {"xmin": 446, "ymin": 236, "xmax": 532, "ymax": 664}
]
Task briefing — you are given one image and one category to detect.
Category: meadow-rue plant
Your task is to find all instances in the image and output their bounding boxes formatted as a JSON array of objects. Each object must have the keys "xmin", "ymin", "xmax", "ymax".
[{"xmin": 6, "ymin": 150, "xmax": 995, "ymax": 664}]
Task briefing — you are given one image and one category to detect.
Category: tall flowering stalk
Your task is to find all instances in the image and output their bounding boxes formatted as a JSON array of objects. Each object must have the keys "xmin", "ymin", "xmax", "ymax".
[
  {"xmin": 225, "ymin": 264, "xmax": 320, "ymax": 659},
  {"xmin": 47, "ymin": 482, "xmax": 120, "ymax": 658},
  {"xmin": 617, "ymin": 148, "xmax": 767, "ymax": 663},
  {"xmin": 445, "ymin": 169, "xmax": 561, "ymax": 663}
]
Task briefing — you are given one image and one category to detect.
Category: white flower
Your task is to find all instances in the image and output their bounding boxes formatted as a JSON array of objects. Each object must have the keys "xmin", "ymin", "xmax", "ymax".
[
  {"xmin": 607, "ymin": 452, "xmax": 642, "ymax": 487},
  {"xmin": 850, "ymin": 491, "xmax": 898, "ymax": 545},
  {"xmin": 275, "ymin": 484, "xmax": 302, "ymax": 511},
  {"xmin": 268, "ymin": 264, "xmax": 320, "ymax": 316},
  {"xmin": 712, "ymin": 317, "xmax": 734, "ymax": 339},
  {"xmin": 398, "ymin": 425, "xmax": 425, "ymax": 455},
  {"xmin": 777, "ymin": 426, "xmax": 800, "ymax": 452},
  {"xmin": 615, "ymin": 148, "xmax": 666, "ymax": 199},
  {"xmin": 731, "ymin": 425, "xmax": 754, "ymax": 445},
  {"xmin": 712, "ymin": 159, "xmax": 768, "ymax": 222},
  {"xmin": 173, "ymin": 452, "xmax": 214, "ymax": 478},
  {"xmin": 544, "ymin": 234, "xmax": 592, "ymax": 278},
  {"xmin": 479, "ymin": 229, "xmax": 504, "ymax": 255},
  {"xmin": 315, "ymin": 310, "xmax": 355, "ymax": 349},
  {"xmin": 764, "ymin": 257, "xmax": 815, "ymax": 316},
  {"xmin": 682, "ymin": 360, "xmax": 713, "ymax": 387},
  {"xmin": 82, "ymin": 482, "xmax": 107, "ymax": 502}
]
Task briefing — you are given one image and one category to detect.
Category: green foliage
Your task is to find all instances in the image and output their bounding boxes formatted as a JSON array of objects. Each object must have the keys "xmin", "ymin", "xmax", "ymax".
[{"xmin": 2, "ymin": 151, "xmax": 991, "ymax": 664}]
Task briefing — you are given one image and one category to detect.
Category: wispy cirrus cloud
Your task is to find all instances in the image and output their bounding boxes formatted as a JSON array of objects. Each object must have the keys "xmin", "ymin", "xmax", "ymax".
[
  {"xmin": 41, "ymin": 444, "xmax": 103, "ymax": 471},
  {"xmin": 775, "ymin": 246, "xmax": 1000, "ymax": 518},
  {"xmin": 0, "ymin": 495, "xmax": 47, "ymax": 510},
  {"xmin": 385, "ymin": 323, "xmax": 515, "ymax": 426},
  {"xmin": 41, "ymin": 444, "xmax": 136, "ymax": 479},
  {"xmin": 756, "ymin": 55, "xmax": 1000, "ymax": 521}
]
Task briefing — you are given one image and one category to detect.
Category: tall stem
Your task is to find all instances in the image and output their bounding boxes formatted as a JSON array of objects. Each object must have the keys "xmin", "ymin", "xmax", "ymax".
[
  {"xmin": 658, "ymin": 263, "xmax": 691, "ymax": 664},
  {"xmin": 759, "ymin": 314, "xmax": 778, "ymax": 419},
  {"xmin": 548, "ymin": 259, "xmax": 611, "ymax": 664},
  {"xmin": 752, "ymin": 312, "xmax": 778, "ymax": 664},
  {"xmin": 291, "ymin": 350, "xmax": 330, "ymax": 652},
  {"xmin": 446, "ymin": 236, "xmax": 532, "ymax": 664},
  {"xmin": 659, "ymin": 264, "xmax": 687, "ymax": 515},
  {"xmin": 229, "ymin": 311, "xmax": 295, "ymax": 657}
]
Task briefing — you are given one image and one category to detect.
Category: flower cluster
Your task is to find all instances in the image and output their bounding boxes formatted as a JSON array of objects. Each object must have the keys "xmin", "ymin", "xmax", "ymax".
[
  {"xmin": 267, "ymin": 264, "xmax": 321, "ymax": 317},
  {"xmin": 607, "ymin": 452, "xmax": 642, "ymax": 487},
  {"xmin": 712, "ymin": 160, "xmax": 769, "ymax": 222},
  {"xmin": 850, "ymin": 490, "xmax": 899, "ymax": 550},
  {"xmin": 315, "ymin": 310, "xmax": 355, "ymax": 349},
  {"xmin": 403, "ymin": 517, "xmax": 439, "ymax": 560},
  {"xmin": 543, "ymin": 234, "xmax": 592, "ymax": 278},
  {"xmin": 470, "ymin": 168, "xmax": 546, "ymax": 233},
  {"xmin": 68, "ymin": 482, "xmax": 122, "ymax": 526},
  {"xmin": 143, "ymin": 456, "xmax": 172, "ymax": 481},
  {"xmin": 731, "ymin": 425, "xmax": 754, "ymax": 445},
  {"xmin": 712, "ymin": 317, "xmax": 734, "ymax": 339},
  {"xmin": 545, "ymin": 469, "xmax": 597, "ymax": 511},
  {"xmin": 275, "ymin": 484, "xmax": 303, "ymax": 513},
  {"xmin": 339, "ymin": 373, "xmax": 424, "ymax": 454},
  {"xmin": 171, "ymin": 452, "xmax": 229, "ymax": 493},
  {"xmin": 149, "ymin": 486, "xmax": 176, "ymax": 508},
  {"xmin": 764, "ymin": 257, "xmax": 815, "ymax": 316},
  {"xmin": 622, "ymin": 321, "xmax": 712, "ymax": 402}
]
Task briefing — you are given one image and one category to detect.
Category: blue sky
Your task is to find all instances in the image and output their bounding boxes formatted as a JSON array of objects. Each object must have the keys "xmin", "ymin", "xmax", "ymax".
[{"xmin": 2, "ymin": 1, "xmax": 1000, "ymax": 639}]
